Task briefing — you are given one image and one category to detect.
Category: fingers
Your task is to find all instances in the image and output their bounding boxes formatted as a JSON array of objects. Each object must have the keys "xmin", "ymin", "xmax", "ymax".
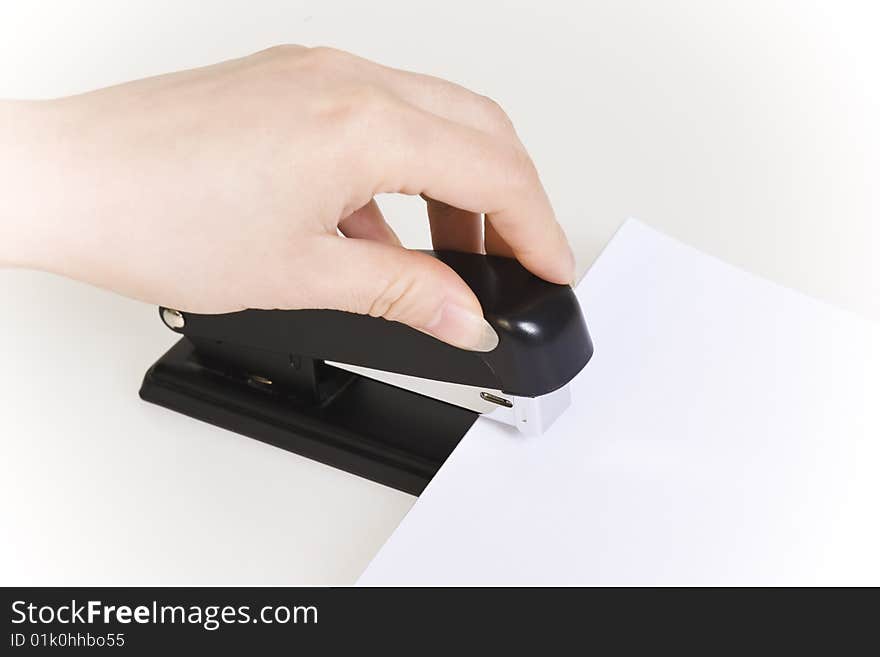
[
  {"xmin": 426, "ymin": 197, "xmax": 483, "ymax": 253},
  {"xmin": 371, "ymin": 64, "xmax": 516, "ymax": 138},
  {"xmin": 359, "ymin": 58, "xmax": 539, "ymax": 260},
  {"xmin": 308, "ymin": 235, "xmax": 498, "ymax": 351},
  {"xmin": 294, "ymin": 47, "xmax": 575, "ymax": 284},
  {"xmin": 366, "ymin": 103, "xmax": 575, "ymax": 284},
  {"xmin": 338, "ymin": 198, "xmax": 401, "ymax": 246}
]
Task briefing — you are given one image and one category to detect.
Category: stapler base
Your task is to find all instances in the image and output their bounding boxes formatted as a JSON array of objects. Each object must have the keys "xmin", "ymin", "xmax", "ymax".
[{"xmin": 139, "ymin": 338, "xmax": 477, "ymax": 495}]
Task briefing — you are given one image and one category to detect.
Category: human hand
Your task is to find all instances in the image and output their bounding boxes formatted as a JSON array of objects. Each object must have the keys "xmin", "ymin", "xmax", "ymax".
[{"xmin": 1, "ymin": 46, "xmax": 574, "ymax": 351}]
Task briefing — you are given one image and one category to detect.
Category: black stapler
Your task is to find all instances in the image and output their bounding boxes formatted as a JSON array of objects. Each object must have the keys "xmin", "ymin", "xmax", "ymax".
[{"xmin": 140, "ymin": 251, "xmax": 593, "ymax": 495}]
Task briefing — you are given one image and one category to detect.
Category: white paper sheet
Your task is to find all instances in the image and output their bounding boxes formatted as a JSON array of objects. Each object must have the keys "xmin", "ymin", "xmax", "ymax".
[{"xmin": 359, "ymin": 220, "xmax": 880, "ymax": 585}]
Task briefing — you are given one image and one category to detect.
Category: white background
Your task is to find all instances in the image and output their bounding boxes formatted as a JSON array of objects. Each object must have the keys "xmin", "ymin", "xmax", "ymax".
[
  {"xmin": 361, "ymin": 221, "xmax": 880, "ymax": 585},
  {"xmin": 0, "ymin": 1, "xmax": 877, "ymax": 584}
]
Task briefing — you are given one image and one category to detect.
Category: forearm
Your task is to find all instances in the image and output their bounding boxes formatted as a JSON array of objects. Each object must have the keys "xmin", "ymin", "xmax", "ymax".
[{"xmin": 0, "ymin": 99, "xmax": 74, "ymax": 271}]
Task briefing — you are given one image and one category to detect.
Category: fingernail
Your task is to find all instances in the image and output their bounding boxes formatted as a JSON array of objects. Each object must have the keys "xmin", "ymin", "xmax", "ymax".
[{"xmin": 423, "ymin": 302, "xmax": 499, "ymax": 352}]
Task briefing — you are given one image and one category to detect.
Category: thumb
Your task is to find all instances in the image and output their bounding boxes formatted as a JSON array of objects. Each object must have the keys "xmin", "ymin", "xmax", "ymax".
[{"xmin": 310, "ymin": 236, "xmax": 499, "ymax": 352}]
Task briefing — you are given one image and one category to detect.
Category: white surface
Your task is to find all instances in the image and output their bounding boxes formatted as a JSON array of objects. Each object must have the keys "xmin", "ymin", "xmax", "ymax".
[
  {"xmin": 360, "ymin": 220, "xmax": 880, "ymax": 585},
  {"xmin": 0, "ymin": 272, "xmax": 413, "ymax": 585},
  {"xmin": 1, "ymin": 1, "xmax": 878, "ymax": 584}
]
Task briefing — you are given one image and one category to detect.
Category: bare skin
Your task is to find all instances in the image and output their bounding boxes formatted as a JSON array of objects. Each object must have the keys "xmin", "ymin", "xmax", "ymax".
[{"xmin": 0, "ymin": 46, "xmax": 574, "ymax": 351}]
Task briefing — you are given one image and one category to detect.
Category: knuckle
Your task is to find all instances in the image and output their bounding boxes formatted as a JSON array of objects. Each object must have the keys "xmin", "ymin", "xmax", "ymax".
[
  {"xmin": 315, "ymin": 87, "xmax": 399, "ymax": 183},
  {"xmin": 367, "ymin": 275, "xmax": 412, "ymax": 321},
  {"xmin": 349, "ymin": 85, "xmax": 395, "ymax": 118},
  {"xmin": 302, "ymin": 45, "xmax": 349, "ymax": 69},
  {"xmin": 332, "ymin": 86, "xmax": 397, "ymax": 138},
  {"xmin": 365, "ymin": 260, "xmax": 444, "ymax": 327},
  {"xmin": 258, "ymin": 43, "xmax": 305, "ymax": 61},
  {"xmin": 508, "ymin": 145, "xmax": 539, "ymax": 188},
  {"xmin": 477, "ymin": 94, "xmax": 515, "ymax": 132},
  {"xmin": 263, "ymin": 46, "xmax": 350, "ymax": 75}
]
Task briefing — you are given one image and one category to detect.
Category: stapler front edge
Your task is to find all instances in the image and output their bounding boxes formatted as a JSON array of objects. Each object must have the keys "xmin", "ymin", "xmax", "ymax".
[{"xmin": 139, "ymin": 250, "xmax": 593, "ymax": 495}]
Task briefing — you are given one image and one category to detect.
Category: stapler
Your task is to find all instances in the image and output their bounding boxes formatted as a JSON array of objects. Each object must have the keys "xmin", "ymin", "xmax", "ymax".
[{"xmin": 140, "ymin": 250, "xmax": 593, "ymax": 495}]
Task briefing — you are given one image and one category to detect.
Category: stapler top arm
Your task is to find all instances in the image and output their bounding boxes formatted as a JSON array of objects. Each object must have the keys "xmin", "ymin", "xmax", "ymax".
[{"xmin": 159, "ymin": 250, "xmax": 593, "ymax": 399}]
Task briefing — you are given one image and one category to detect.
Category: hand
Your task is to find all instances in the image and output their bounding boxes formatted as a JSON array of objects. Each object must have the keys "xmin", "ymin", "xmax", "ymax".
[{"xmin": 0, "ymin": 46, "xmax": 574, "ymax": 351}]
